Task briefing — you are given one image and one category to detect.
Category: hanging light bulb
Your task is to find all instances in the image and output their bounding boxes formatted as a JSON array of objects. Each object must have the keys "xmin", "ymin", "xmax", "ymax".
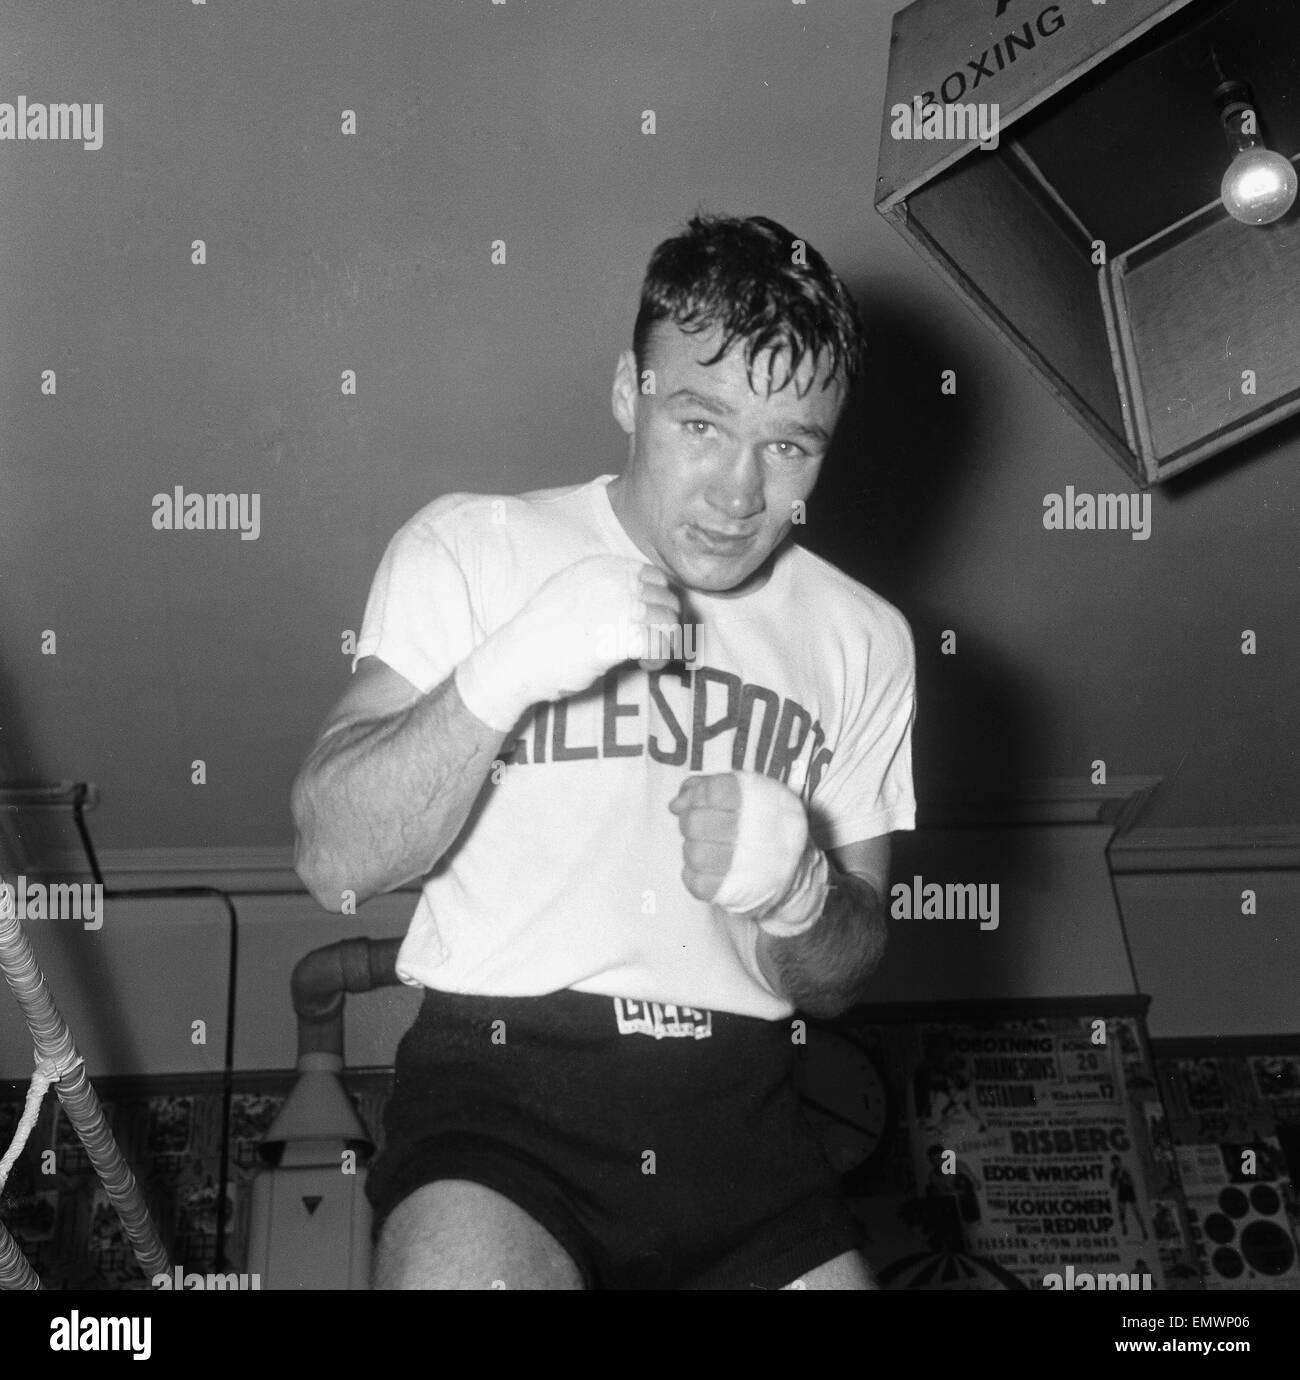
[{"xmin": 1214, "ymin": 79, "xmax": 1297, "ymax": 226}]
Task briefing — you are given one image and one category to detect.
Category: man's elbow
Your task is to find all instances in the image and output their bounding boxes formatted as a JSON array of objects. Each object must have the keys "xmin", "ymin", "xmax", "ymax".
[
  {"xmin": 291, "ymin": 775, "xmax": 353, "ymax": 912},
  {"xmin": 845, "ymin": 923, "xmax": 888, "ymax": 1009},
  {"xmin": 799, "ymin": 980, "xmax": 871, "ymax": 1022},
  {"xmin": 812, "ymin": 930, "xmax": 888, "ymax": 1020},
  {"xmin": 290, "ymin": 828, "xmax": 344, "ymax": 911},
  {"xmin": 292, "ymin": 825, "xmax": 384, "ymax": 912}
]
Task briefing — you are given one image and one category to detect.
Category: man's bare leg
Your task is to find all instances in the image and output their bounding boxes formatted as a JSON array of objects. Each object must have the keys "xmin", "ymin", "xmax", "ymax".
[
  {"xmin": 781, "ymin": 1248, "xmax": 875, "ymax": 1290},
  {"xmin": 372, "ymin": 1179, "xmax": 585, "ymax": 1290}
]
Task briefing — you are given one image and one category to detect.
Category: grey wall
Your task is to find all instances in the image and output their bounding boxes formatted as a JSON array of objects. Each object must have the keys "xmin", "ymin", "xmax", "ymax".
[{"xmin": 1, "ymin": 0, "xmax": 1296, "ymax": 864}]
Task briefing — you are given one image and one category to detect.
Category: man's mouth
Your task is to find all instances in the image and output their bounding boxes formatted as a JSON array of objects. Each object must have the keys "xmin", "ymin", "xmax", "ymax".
[{"xmin": 687, "ymin": 525, "xmax": 754, "ymax": 553}]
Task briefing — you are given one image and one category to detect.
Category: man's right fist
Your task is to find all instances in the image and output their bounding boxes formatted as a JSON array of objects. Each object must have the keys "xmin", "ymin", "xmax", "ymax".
[{"xmin": 454, "ymin": 555, "xmax": 682, "ymax": 732}]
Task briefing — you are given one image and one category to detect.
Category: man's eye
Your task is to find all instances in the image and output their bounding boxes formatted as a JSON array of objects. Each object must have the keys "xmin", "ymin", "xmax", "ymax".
[
  {"xmin": 684, "ymin": 420, "xmax": 715, "ymax": 437},
  {"xmin": 768, "ymin": 441, "xmax": 806, "ymax": 459}
]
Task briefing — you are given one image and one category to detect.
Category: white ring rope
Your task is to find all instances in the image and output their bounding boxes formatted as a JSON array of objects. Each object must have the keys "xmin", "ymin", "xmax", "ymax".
[
  {"xmin": 0, "ymin": 1055, "xmax": 73, "ymax": 1195},
  {"xmin": 0, "ymin": 885, "xmax": 171, "ymax": 1289}
]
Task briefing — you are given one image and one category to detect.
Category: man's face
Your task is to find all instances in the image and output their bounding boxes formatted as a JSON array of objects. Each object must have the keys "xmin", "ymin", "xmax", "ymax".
[{"xmin": 608, "ymin": 320, "xmax": 845, "ymax": 594}]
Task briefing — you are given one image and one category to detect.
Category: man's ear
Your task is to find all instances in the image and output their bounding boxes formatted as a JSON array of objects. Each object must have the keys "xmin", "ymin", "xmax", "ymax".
[{"xmin": 611, "ymin": 349, "xmax": 639, "ymax": 436}]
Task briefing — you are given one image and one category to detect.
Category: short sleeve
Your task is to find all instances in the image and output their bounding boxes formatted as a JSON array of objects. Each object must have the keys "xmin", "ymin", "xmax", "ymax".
[
  {"xmin": 808, "ymin": 610, "xmax": 917, "ymax": 852},
  {"xmin": 351, "ymin": 517, "xmax": 481, "ymax": 696}
]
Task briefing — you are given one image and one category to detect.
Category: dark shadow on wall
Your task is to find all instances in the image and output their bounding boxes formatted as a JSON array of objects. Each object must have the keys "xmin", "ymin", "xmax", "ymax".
[
  {"xmin": 1157, "ymin": 403, "xmax": 1300, "ymax": 499},
  {"xmin": 801, "ymin": 288, "xmax": 1046, "ymax": 816}
]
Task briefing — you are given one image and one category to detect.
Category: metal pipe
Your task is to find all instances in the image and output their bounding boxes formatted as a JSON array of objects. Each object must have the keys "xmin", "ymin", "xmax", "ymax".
[
  {"xmin": 291, "ymin": 936, "xmax": 403, "ymax": 1059},
  {"xmin": 0, "ymin": 895, "xmax": 170, "ymax": 1285}
]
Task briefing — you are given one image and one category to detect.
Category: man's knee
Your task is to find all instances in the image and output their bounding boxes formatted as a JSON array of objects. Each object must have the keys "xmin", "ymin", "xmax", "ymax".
[
  {"xmin": 372, "ymin": 1178, "xmax": 585, "ymax": 1290},
  {"xmin": 781, "ymin": 1249, "xmax": 876, "ymax": 1290}
]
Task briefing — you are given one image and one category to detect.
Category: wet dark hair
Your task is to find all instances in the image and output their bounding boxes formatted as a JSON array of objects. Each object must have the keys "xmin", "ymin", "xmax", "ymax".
[{"xmin": 632, "ymin": 213, "xmax": 866, "ymax": 396}]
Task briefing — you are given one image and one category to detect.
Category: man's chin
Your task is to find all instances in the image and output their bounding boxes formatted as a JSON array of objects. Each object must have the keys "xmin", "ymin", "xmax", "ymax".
[{"xmin": 670, "ymin": 548, "xmax": 770, "ymax": 596}]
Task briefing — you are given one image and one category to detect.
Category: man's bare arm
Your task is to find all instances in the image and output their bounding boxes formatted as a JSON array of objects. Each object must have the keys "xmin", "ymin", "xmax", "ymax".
[
  {"xmin": 293, "ymin": 556, "xmax": 683, "ymax": 911},
  {"xmin": 754, "ymin": 866, "xmax": 887, "ymax": 1021},
  {"xmin": 671, "ymin": 779, "xmax": 893, "ymax": 1021},
  {"xmin": 291, "ymin": 658, "xmax": 505, "ymax": 911}
]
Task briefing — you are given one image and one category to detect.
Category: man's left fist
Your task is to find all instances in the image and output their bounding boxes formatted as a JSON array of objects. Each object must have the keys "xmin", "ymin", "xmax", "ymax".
[
  {"xmin": 669, "ymin": 770, "xmax": 825, "ymax": 931},
  {"xmin": 668, "ymin": 772, "xmax": 745, "ymax": 906}
]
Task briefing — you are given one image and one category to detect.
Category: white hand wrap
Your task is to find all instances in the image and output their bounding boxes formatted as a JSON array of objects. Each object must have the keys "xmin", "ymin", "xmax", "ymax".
[
  {"xmin": 710, "ymin": 771, "xmax": 830, "ymax": 937},
  {"xmin": 453, "ymin": 555, "xmax": 661, "ymax": 734},
  {"xmin": 454, "ymin": 629, "xmax": 541, "ymax": 734}
]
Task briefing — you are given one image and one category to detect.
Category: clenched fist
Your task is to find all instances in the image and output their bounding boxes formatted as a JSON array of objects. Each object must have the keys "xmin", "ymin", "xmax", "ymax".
[
  {"xmin": 455, "ymin": 554, "xmax": 682, "ymax": 732},
  {"xmin": 668, "ymin": 770, "xmax": 829, "ymax": 936}
]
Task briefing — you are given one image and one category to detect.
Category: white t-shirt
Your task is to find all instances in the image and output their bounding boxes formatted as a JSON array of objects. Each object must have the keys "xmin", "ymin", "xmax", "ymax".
[{"xmin": 353, "ymin": 474, "xmax": 916, "ymax": 1020}]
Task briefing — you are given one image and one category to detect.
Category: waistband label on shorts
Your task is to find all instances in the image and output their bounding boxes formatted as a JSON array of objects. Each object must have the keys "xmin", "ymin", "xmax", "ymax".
[{"xmin": 613, "ymin": 997, "xmax": 713, "ymax": 1040}]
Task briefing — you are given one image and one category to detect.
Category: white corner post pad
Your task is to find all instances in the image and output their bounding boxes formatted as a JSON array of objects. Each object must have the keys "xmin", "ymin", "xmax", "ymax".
[{"xmin": 709, "ymin": 771, "xmax": 830, "ymax": 938}]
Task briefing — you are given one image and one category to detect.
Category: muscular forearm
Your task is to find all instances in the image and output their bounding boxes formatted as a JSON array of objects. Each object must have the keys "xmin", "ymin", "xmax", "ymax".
[
  {"xmin": 755, "ymin": 868, "xmax": 886, "ymax": 1020},
  {"xmin": 292, "ymin": 674, "xmax": 505, "ymax": 909}
]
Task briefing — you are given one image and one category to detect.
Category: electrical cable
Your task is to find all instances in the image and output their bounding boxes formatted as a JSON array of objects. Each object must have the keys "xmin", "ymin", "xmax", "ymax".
[{"xmin": 71, "ymin": 790, "xmax": 241, "ymax": 1271}]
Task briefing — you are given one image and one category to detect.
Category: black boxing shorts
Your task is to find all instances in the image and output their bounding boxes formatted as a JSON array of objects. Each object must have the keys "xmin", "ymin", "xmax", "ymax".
[{"xmin": 364, "ymin": 987, "xmax": 864, "ymax": 1289}]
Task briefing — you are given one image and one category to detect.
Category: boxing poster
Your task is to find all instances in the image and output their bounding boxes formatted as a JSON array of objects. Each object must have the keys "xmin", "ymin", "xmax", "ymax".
[
  {"xmin": 1154, "ymin": 1052, "xmax": 1300, "ymax": 1290},
  {"xmin": 813, "ymin": 1008, "xmax": 1202, "ymax": 1289}
]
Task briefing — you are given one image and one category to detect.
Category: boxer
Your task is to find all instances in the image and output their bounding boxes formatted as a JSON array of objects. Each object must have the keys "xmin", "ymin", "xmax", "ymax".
[{"xmin": 292, "ymin": 214, "xmax": 916, "ymax": 1289}]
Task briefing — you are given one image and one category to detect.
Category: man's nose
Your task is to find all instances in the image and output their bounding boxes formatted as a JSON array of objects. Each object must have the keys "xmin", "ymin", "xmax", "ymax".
[{"xmin": 704, "ymin": 448, "xmax": 764, "ymax": 520}]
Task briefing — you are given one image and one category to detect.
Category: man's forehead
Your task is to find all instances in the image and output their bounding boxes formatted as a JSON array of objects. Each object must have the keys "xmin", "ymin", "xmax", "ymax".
[{"xmin": 652, "ymin": 321, "xmax": 839, "ymax": 400}]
